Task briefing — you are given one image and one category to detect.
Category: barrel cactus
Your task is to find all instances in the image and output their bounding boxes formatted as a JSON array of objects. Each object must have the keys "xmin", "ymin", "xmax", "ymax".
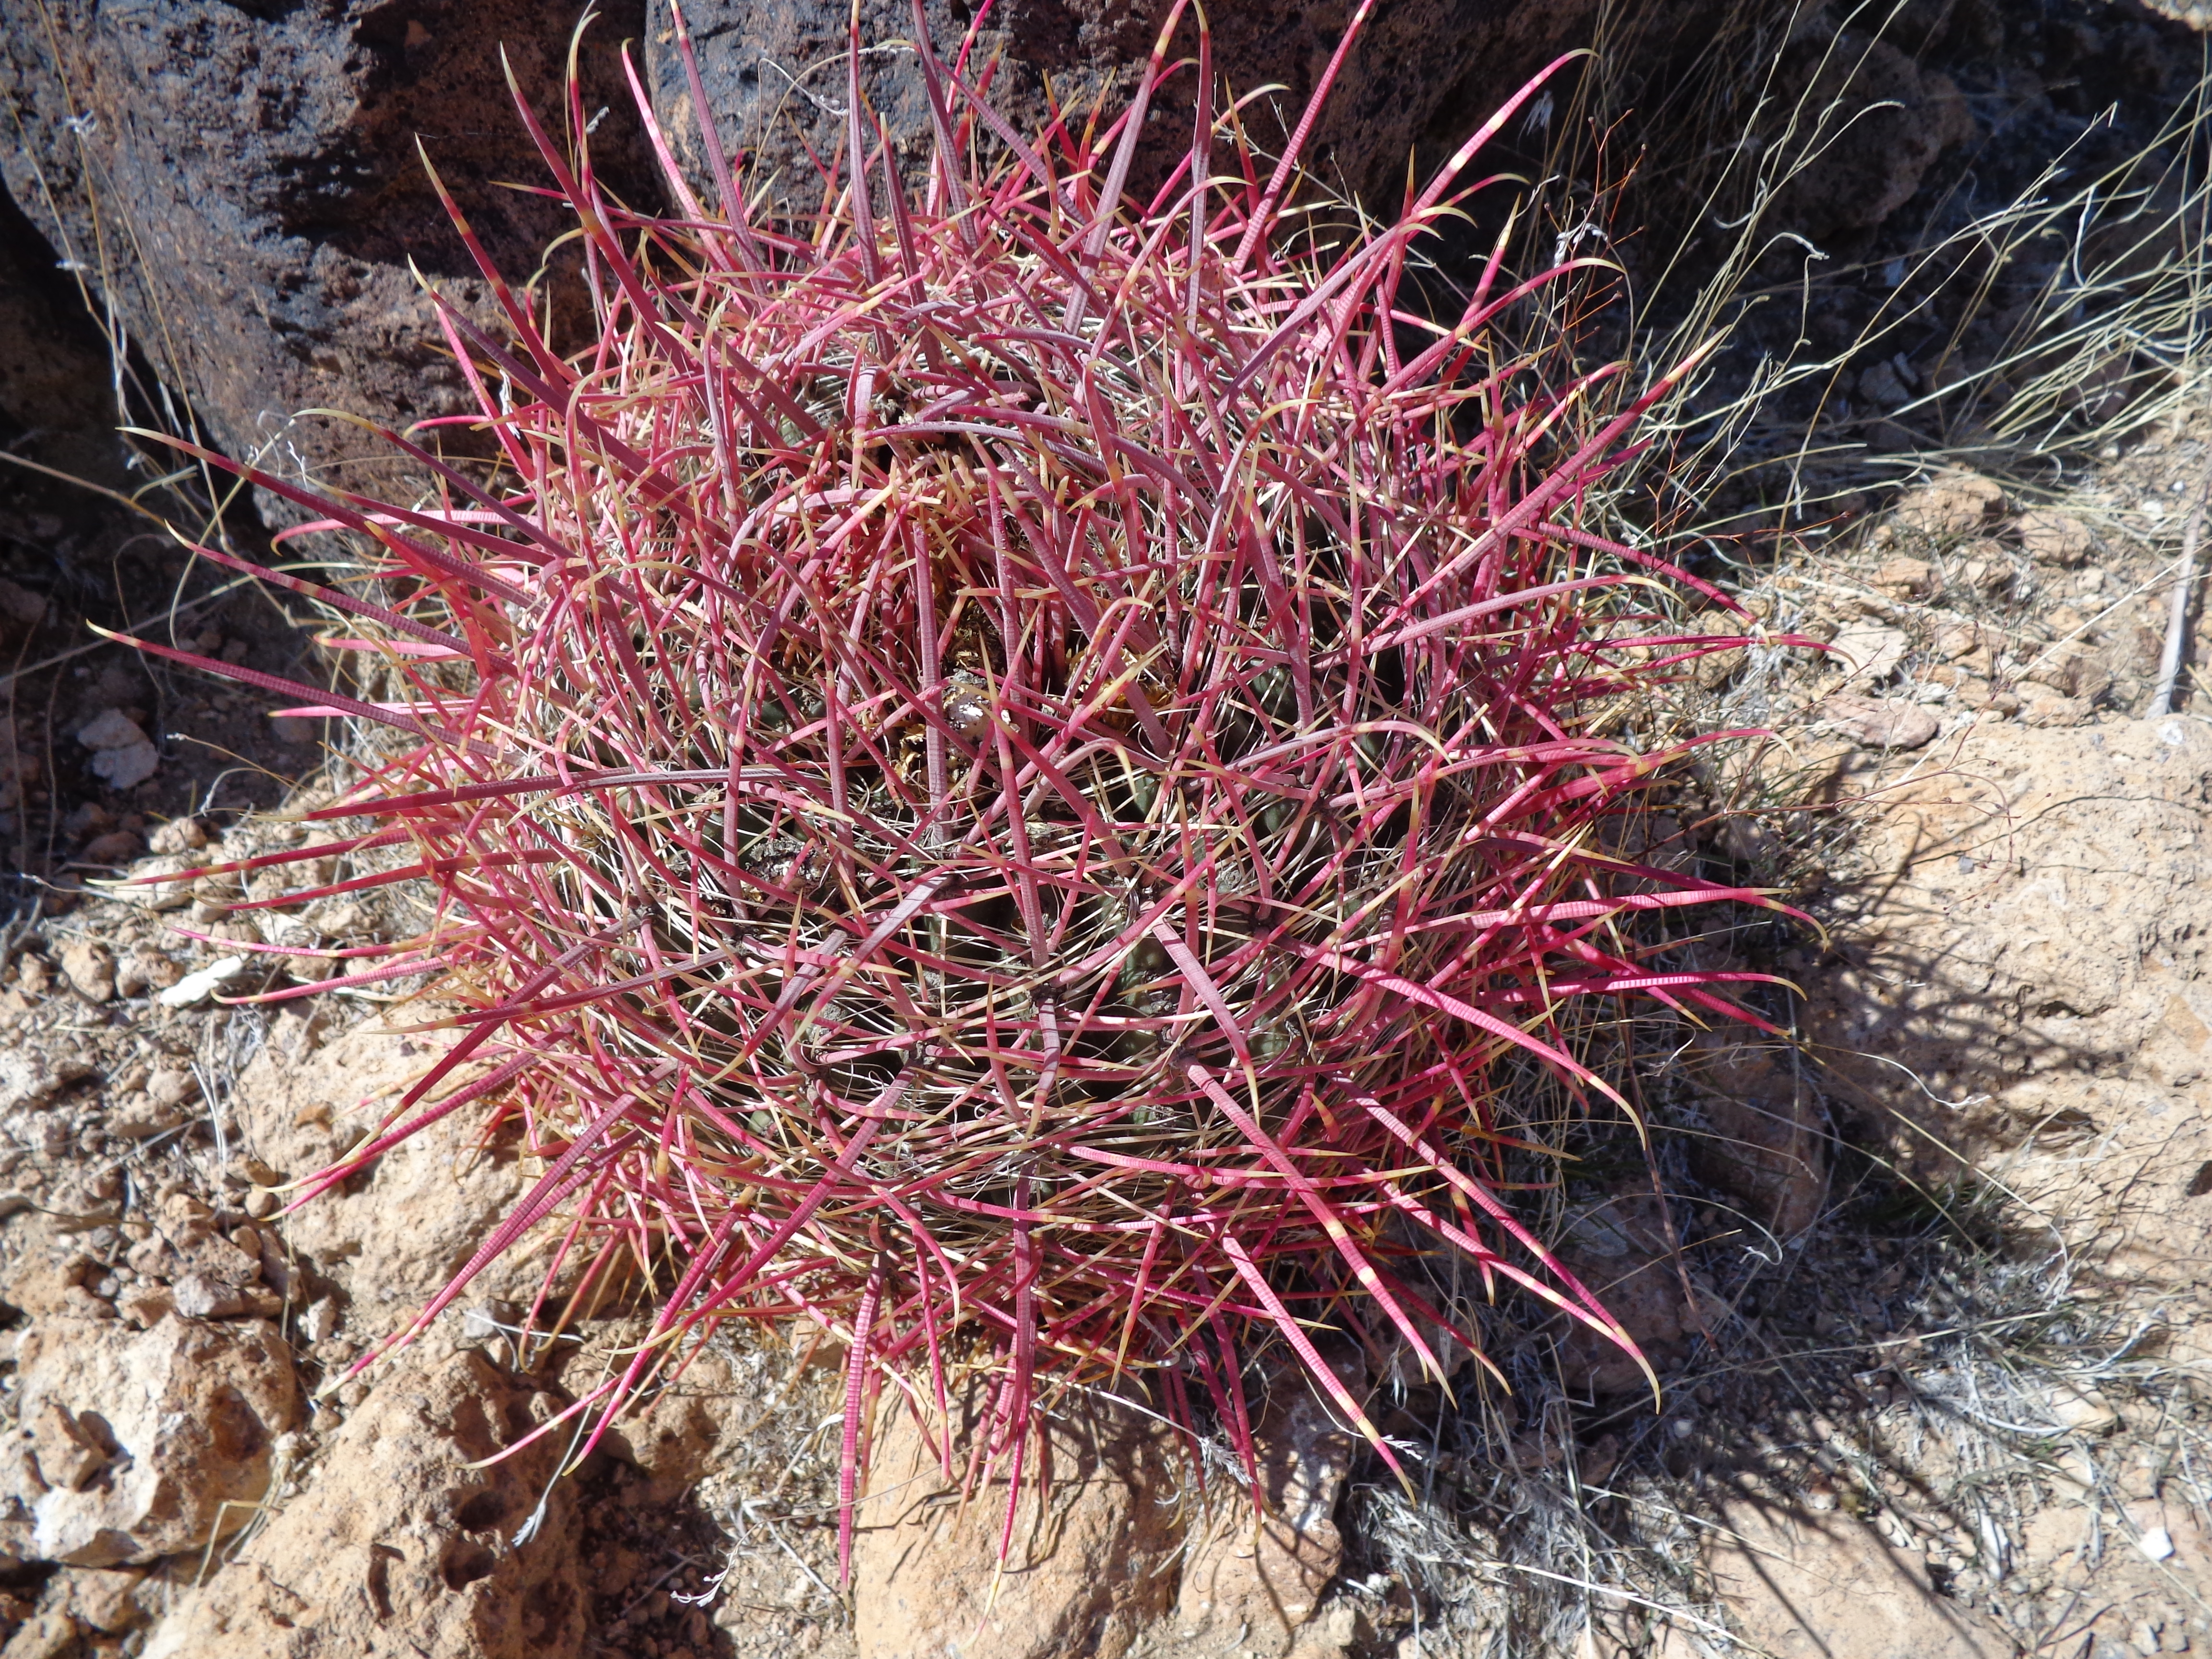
[{"xmin": 118, "ymin": 0, "xmax": 1781, "ymax": 1568}]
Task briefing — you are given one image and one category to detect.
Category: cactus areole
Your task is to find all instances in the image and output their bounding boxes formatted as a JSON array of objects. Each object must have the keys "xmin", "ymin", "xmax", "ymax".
[{"xmin": 115, "ymin": 0, "xmax": 1789, "ymax": 1570}]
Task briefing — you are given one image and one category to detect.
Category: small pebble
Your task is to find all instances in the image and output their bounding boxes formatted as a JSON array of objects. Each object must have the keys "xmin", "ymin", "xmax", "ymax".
[
  {"xmin": 81, "ymin": 829, "xmax": 143, "ymax": 865},
  {"xmin": 58, "ymin": 940, "xmax": 115, "ymax": 1003},
  {"xmin": 147, "ymin": 1067, "xmax": 202, "ymax": 1108},
  {"xmin": 148, "ymin": 816, "xmax": 208, "ymax": 854},
  {"xmin": 172, "ymin": 1271, "xmax": 247, "ymax": 1319},
  {"xmin": 157, "ymin": 954, "xmax": 247, "ymax": 1009}
]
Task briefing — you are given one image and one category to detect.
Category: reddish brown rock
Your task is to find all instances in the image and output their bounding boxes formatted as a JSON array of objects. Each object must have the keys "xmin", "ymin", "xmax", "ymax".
[
  {"xmin": 68, "ymin": 1567, "xmax": 155, "ymax": 1636},
  {"xmin": 1826, "ymin": 623, "xmax": 1909, "ymax": 687},
  {"xmin": 1820, "ymin": 694, "xmax": 1940, "ymax": 751},
  {"xmin": 1891, "ymin": 471, "xmax": 2008, "ymax": 539},
  {"xmin": 2034, "ymin": 644, "xmax": 2114, "ymax": 704},
  {"xmin": 853, "ymin": 1390, "xmax": 1183, "ymax": 1659},
  {"xmin": 1871, "ymin": 555, "xmax": 1935, "ymax": 598},
  {"xmin": 1551, "ymin": 1194, "xmax": 1698, "ymax": 1395},
  {"xmin": 2014, "ymin": 508, "xmax": 2098, "ymax": 567},
  {"xmin": 228, "ymin": 1021, "xmax": 536, "ymax": 1312},
  {"xmin": 2017, "ymin": 683, "xmax": 2093, "ymax": 727},
  {"xmin": 138, "ymin": 1348, "xmax": 589, "ymax": 1659},
  {"xmin": 1803, "ymin": 716, "xmax": 2212, "ymax": 1291},
  {"xmin": 1172, "ymin": 1361, "xmax": 1361, "ymax": 1657},
  {"xmin": 0, "ymin": 1050, "xmax": 90, "ymax": 1113},
  {"xmin": 1686, "ymin": 1034, "xmax": 1828, "ymax": 1238}
]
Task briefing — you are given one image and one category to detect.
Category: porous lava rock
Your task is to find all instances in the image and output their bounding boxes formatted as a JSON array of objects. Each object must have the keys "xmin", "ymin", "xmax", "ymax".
[
  {"xmin": 640, "ymin": 0, "xmax": 1610, "ymax": 225},
  {"xmin": 9, "ymin": 0, "xmax": 1525, "ymax": 503},
  {"xmin": 0, "ymin": 0, "xmax": 658, "ymax": 509},
  {"xmin": 137, "ymin": 1346, "xmax": 589, "ymax": 1659},
  {"xmin": 228, "ymin": 1021, "xmax": 535, "ymax": 1313},
  {"xmin": 0, "ymin": 0, "xmax": 1736, "ymax": 499},
  {"xmin": 1770, "ymin": 28, "xmax": 1975, "ymax": 240},
  {"xmin": 0, "ymin": 0, "xmax": 2025, "ymax": 505},
  {"xmin": 3, "ymin": 0, "xmax": 1619, "ymax": 499},
  {"xmin": 0, "ymin": 188, "xmax": 125, "ymax": 484}
]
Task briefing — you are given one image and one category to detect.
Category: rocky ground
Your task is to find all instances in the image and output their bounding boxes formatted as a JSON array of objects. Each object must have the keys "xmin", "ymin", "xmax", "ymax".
[
  {"xmin": 0, "ymin": 435, "xmax": 2209, "ymax": 1659},
  {"xmin": 3, "ymin": 0, "xmax": 2212, "ymax": 1656}
]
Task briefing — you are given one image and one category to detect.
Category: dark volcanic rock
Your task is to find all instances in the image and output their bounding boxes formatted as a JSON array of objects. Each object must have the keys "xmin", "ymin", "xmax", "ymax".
[
  {"xmin": 9, "ymin": 0, "xmax": 2141, "ymax": 505},
  {"xmin": 0, "ymin": 0, "xmax": 1627, "ymax": 497},
  {"xmin": 639, "ymin": 0, "xmax": 1609, "ymax": 221},
  {"xmin": 1769, "ymin": 26, "xmax": 1976, "ymax": 240},
  {"xmin": 4, "ymin": 0, "xmax": 1588, "ymax": 494},
  {"xmin": 0, "ymin": 189, "xmax": 124, "ymax": 485},
  {"xmin": 0, "ymin": 0, "xmax": 658, "ymax": 506}
]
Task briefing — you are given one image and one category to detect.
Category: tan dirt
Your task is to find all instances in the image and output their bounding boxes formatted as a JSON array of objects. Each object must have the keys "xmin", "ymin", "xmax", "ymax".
[{"xmin": 5, "ymin": 434, "xmax": 2212, "ymax": 1657}]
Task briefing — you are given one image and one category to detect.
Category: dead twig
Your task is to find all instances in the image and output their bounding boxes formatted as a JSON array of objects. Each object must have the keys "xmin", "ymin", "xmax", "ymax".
[{"xmin": 2152, "ymin": 436, "xmax": 2212, "ymax": 716}]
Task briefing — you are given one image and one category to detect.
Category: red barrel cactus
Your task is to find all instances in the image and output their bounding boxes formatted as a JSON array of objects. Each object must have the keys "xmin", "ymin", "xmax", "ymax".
[{"xmin": 116, "ymin": 0, "xmax": 1786, "ymax": 1569}]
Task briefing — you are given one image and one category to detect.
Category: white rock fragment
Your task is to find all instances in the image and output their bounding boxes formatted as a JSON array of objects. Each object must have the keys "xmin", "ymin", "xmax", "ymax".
[
  {"xmin": 146, "ymin": 1066, "xmax": 201, "ymax": 1109},
  {"xmin": 299, "ymin": 1298, "xmax": 340, "ymax": 1343},
  {"xmin": 74, "ymin": 708, "xmax": 145, "ymax": 750},
  {"xmin": 1821, "ymin": 693, "xmax": 1940, "ymax": 752},
  {"xmin": 2138, "ymin": 1527, "xmax": 2176, "ymax": 1562},
  {"xmin": 74, "ymin": 709, "xmax": 159, "ymax": 790},
  {"xmin": 146, "ymin": 815, "xmax": 208, "ymax": 854},
  {"xmin": 104, "ymin": 853, "xmax": 196, "ymax": 912},
  {"xmin": 89, "ymin": 742, "xmax": 159, "ymax": 789},
  {"xmin": 156, "ymin": 954, "xmax": 246, "ymax": 1009},
  {"xmin": 2044, "ymin": 1381, "xmax": 2118, "ymax": 1435},
  {"xmin": 1828, "ymin": 622, "xmax": 1909, "ymax": 687},
  {"xmin": 170, "ymin": 1272, "xmax": 247, "ymax": 1320},
  {"xmin": 2, "ymin": 1315, "xmax": 299, "ymax": 1565}
]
